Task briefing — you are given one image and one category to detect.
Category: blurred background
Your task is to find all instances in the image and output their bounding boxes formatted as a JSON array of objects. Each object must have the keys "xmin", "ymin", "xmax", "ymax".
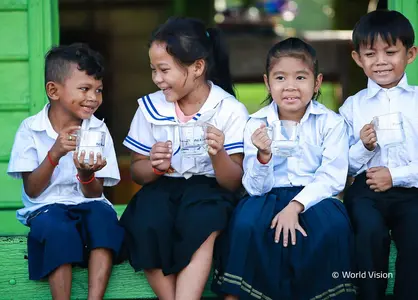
[{"xmin": 3, "ymin": 0, "xmax": 418, "ymax": 213}]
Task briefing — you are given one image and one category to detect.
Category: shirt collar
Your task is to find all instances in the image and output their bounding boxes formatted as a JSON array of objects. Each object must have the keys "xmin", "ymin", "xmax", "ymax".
[
  {"xmin": 30, "ymin": 104, "xmax": 104, "ymax": 137},
  {"xmin": 366, "ymin": 73, "xmax": 414, "ymax": 99},
  {"xmin": 250, "ymin": 100, "xmax": 326, "ymax": 124}
]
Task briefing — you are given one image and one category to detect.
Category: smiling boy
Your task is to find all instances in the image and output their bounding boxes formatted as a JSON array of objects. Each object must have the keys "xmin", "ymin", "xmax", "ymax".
[{"xmin": 339, "ymin": 10, "xmax": 418, "ymax": 300}]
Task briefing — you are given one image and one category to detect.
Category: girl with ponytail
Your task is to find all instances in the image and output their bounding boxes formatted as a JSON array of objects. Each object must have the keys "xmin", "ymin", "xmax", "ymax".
[{"xmin": 119, "ymin": 17, "xmax": 249, "ymax": 299}]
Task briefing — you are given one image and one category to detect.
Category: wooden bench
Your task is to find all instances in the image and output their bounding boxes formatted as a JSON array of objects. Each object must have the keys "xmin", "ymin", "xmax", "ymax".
[{"xmin": 0, "ymin": 235, "xmax": 397, "ymax": 299}]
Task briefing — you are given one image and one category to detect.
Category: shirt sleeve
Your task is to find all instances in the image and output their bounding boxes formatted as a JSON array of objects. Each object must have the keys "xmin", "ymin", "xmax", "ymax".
[
  {"xmin": 7, "ymin": 121, "xmax": 39, "ymax": 179},
  {"xmin": 242, "ymin": 118, "xmax": 275, "ymax": 196},
  {"xmin": 95, "ymin": 124, "xmax": 120, "ymax": 187},
  {"xmin": 123, "ymin": 107, "xmax": 156, "ymax": 156},
  {"xmin": 389, "ymin": 163, "xmax": 418, "ymax": 188},
  {"xmin": 339, "ymin": 97, "xmax": 376, "ymax": 176},
  {"xmin": 222, "ymin": 102, "xmax": 249, "ymax": 155},
  {"xmin": 293, "ymin": 117, "xmax": 349, "ymax": 212}
]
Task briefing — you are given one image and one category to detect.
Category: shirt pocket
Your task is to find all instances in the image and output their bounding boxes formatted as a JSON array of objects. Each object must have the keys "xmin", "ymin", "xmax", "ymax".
[{"xmin": 297, "ymin": 141, "xmax": 323, "ymax": 175}]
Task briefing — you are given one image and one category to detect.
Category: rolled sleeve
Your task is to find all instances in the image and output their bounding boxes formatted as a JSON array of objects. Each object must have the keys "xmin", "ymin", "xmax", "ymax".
[{"xmin": 389, "ymin": 163, "xmax": 418, "ymax": 188}]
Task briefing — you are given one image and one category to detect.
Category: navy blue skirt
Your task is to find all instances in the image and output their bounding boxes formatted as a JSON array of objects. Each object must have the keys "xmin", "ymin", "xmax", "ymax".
[
  {"xmin": 27, "ymin": 201, "xmax": 124, "ymax": 280},
  {"xmin": 119, "ymin": 175, "xmax": 237, "ymax": 275},
  {"xmin": 212, "ymin": 187, "xmax": 356, "ymax": 300}
]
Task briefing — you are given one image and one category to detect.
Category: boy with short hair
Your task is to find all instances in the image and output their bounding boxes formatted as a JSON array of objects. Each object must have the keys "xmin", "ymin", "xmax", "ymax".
[
  {"xmin": 339, "ymin": 10, "xmax": 418, "ymax": 300},
  {"xmin": 7, "ymin": 43, "xmax": 124, "ymax": 299}
]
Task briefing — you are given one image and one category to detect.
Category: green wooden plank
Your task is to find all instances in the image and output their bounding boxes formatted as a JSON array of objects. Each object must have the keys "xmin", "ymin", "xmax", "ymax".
[
  {"xmin": 0, "ymin": 236, "xmax": 217, "ymax": 299},
  {"xmin": 0, "ymin": 55, "xmax": 28, "ymax": 62},
  {"xmin": 0, "ymin": 112, "xmax": 29, "ymax": 158},
  {"xmin": 0, "ymin": 62, "xmax": 30, "ymax": 106},
  {"xmin": 0, "ymin": 0, "xmax": 27, "ymax": 11},
  {"xmin": 0, "ymin": 210, "xmax": 28, "ymax": 235},
  {"xmin": 0, "ymin": 163, "xmax": 23, "ymax": 209},
  {"xmin": 0, "ymin": 11, "xmax": 28, "ymax": 58},
  {"xmin": 0, "ymin": 103, "xmax": 30, "ymax": 112},
  {"xmin": 388, "ymin": 0, "xmax": 418, "ymax": 85}
]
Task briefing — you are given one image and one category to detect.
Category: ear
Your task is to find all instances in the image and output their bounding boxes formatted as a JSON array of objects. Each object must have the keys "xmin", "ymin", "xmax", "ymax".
[
  {"xmin": 263, "ymin": 74, "xmax": 270, "ymax": 93},
  {"xmin": 193, "ymin": 58, "xmax": 206, "ymax": 78},
  {"xmin": 45, "ymin": 81, "xmax": 60, "ymax": 101},
  {"xmin": 351, "ymin": 50, "xmax": 364, "ymax": 68},
  {"xmin": 407, "ymin": 46, "xmax": 417, "ymax": 64},
  {"xmin": 314, "ymin": 73, "xmax": 323, "ymax": 93}
]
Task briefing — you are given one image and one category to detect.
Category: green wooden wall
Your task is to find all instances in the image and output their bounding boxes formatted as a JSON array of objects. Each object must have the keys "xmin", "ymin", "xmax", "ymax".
[
  {"xmin": 0, "ymin": 0, "xmax": 58, "ymax": 234},
  {"xmin": 389, "ymin": 0, "xmax": 418, "ymax": 85}
]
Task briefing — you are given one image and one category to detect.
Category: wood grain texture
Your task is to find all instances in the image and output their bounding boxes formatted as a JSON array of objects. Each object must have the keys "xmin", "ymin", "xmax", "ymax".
[{"xmin": 0, "ymin": 236, "xmax": 217, "ymax": 299}]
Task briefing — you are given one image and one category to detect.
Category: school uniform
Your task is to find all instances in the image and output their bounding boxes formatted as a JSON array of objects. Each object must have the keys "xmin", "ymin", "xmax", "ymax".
[
  {"xmin": 120, "ymin": 82, "xmax": 249, "ymax": 275},
  {"xmin": 213, "ymin": 101, "xmax": 356, "ymax": 300},
  {"xmin": 339, "ymin": 74, "xmax": 418, "ymax": 300},
  {"xmin": 7, "ymin": 104, "xmax": 124, "ymax": 280}
]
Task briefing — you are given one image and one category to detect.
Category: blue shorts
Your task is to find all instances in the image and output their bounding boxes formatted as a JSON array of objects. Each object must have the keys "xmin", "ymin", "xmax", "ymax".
[{"xmin": 27, "ymin": 201, "xmax": 124, "ymax": 280}]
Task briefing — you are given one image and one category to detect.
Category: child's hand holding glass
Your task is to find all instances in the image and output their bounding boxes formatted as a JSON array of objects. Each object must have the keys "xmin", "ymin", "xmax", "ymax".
[
  {"xmin": 251, "ymin": 124, "xmax": 272, "ymax": 162},
  {"xmin": 360, "ymin": 123, "xmax": 377, "ymax": 151},
  {"xmin": 73, "ymin": 150, "xmax": 107, "ymax": 179},
  {"xmin": 150, "ymin": 141, "xmax": 172, "ymax": 173},
  {"xmin": 206, "ymin": 125, "xmax": 225, "ymax": 156},
  {"xmin": 49, "ymin": 125, "xmax": 81, "ymax": 163}
]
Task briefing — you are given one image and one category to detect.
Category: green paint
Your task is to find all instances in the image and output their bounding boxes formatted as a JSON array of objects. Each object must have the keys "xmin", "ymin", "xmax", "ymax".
[
  {"xmin": 0, "ymin": 236, "xmax": 217, "ymax": 299},
  {"xmin": 0, "ymin": 0, "xmax": 58, "ymax": 216},
  {"xmin": 389, "ymin": 0, "xmax": 418, "ymax": 85}
]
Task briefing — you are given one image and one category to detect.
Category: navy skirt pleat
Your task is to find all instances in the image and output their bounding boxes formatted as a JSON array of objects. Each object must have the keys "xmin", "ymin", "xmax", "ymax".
[{"xmin": 212, "ymin": 187, "xmax": 356, "ymax": 300}]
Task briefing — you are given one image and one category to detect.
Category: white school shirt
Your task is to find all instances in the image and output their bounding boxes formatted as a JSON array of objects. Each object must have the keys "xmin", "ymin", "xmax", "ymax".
[
  {"xmin": 123, "ymin": 82, "xmax": 249, "ymax": 179},
  {"xmin": 339, "ymin": 74, "xmax": 418, "ymax": 188},
  {"xmin": 7, "ymin": 104, "xmax": 120, "ymax": 225},
  {"xmin": 242, "ymin": 101, "xmax": 349, "ymax": 212}
]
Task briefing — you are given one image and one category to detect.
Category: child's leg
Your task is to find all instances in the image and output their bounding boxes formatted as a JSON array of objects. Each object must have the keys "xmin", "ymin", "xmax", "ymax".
[
  {"xmin": 87, "ymin": 248, "xmax": 113, "ymax": 300},
  {"xmin": 175, "ymin": 231, "xmax": 219, "ymax": 300},
  {"xmin": 48, "ymin": 264, "xmax": 72, "ymax": 300},
  {"xmin": 345, "ymin": 192, "xmax": 390, "ymax": 300},
  {"xmin": 144, "ymin": 269, "xmax": 176, "ymax": 300},
  {"xmin": 390, "ymin": 191, "xmax": 418, "ymax": 300}
]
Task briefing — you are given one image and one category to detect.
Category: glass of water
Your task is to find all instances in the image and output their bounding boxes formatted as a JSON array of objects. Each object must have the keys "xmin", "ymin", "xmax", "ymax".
[
  {"xmin": 372, "ymin": 112, "xmax": 405, "ymax": 148},
  {"xmin": 76, "ymin": 130, "xmax": 106, "ymax": 163},
  {"xmin": 178, "ymin": 123, "xmax": 208, "ymax": 157},
  {"xmin": 267, "ymin": 120, "xmax": 300, "ymax": 157}
]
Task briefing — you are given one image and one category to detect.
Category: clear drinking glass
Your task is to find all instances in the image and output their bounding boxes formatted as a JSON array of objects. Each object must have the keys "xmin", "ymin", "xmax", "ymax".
[
  {"xmin": 372, "ymin": 112, "xmax": 405, "ymax": 148},
  {"xmin": 75, "ymin": 130, "xmax": 106, "ymax": 163},
  {"xmin": 267, "ymin": 120, "xmax": 300, "ymax": 157},
  {"xmin": 178, "ymin": 123, "xmax": 208, "ymax": 157}
]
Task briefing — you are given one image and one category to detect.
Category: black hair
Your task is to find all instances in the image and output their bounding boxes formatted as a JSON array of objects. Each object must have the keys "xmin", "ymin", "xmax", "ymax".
[
  {"xmin": 45, "ymin": 43, "xmax": 105, "ymax": 85},
  {"xmin": 264, "ymin": 37, "xmax": 320, "ymax": 104},
  {"xmin": 352, "ymin": 10, "xmax": 415, "ymax": 52},
  {"xmin": 149, "ymin": 17, "xmax": 235, "ymax": 97}
]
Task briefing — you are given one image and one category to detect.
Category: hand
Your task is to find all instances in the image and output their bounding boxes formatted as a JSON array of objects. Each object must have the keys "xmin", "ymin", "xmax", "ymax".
[
  {"xmin": 73, "ymin": 151, "xmax": 107, "ymax": 180},
  {"xmin": 270, "ymin": 201, "xmax": 307, "ymax": 247},
  {"xmin": 206, "ymin": 125, "xmax": 225, "ymax": 156},
  {"xmin": 360, "ymin": 123, "xmax": 377, "ymax": 151},
  {"xmin": 150, "ymin": 141, "xmax": 172, "ymax": 172},
  {"xmin": 252, "ymin": 124, "xmax": 272, "ymax": 163},
  {"xmin": 366, "ymin": 167, "xmax": 393, "ymax": 192},
  {"xmin": 49, "ymin": 125, "xmax": 81, "ymax": 162}
]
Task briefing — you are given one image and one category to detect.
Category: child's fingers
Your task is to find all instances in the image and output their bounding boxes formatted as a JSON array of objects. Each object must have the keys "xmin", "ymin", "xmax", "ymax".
[
  {"xmin": 282, "ymin": 226, "xmax": 289, "ymax": 247},
  {"xmin": 296, "ymin": 224, "xmax": 307, "ymax": 237},
  {"xmin": 271, "ymin": 214, "xmax": 278, "ymax": 229},
  {"xmin": 259, "ymin": 123, "xmax": 267, "ymax": 129},
  {"xmin": 274, "ymin": 223, "xmax": 283, "ymax": 244},
  {"xmin": 151, "ymin": 152, "xmax": 172, "ymax": 160},
  {"xmin": 151, "ymin": 159, "xmax": 165, "ymax": 167},
  {"xmin": 290, "ymin": 227, "xmax": 297, "ymax": 245},
  {"xmin": 207, "ymin": 146, "xmax": 217, "ymax": 156},
  {"xmin": 73, "ymin": 151, "xmax": 81, "ymax": 168},
  {"xmin": 88, "ymin": 151, "xmax": 95, "ymax": 167}
]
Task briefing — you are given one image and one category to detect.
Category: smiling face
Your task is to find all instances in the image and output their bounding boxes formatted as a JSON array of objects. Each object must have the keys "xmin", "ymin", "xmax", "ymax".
[
  {"xmin": 264, "ymin": 56, "xmax": 322, "ymax": 120},
  {"xmin": 47, "ymin": 63, "xmax": 103, "ymax": 120},
  {"xmin": 149, "ymin": 41, "xmax": 204, "ymax": 103},
  {"xmin": 352, "ymin": 35, "xmax": 417, "ymax": 88}
]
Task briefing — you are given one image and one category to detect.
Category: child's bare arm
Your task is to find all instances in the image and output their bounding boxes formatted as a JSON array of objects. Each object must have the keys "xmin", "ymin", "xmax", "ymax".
[
  {"xmin": 74, "ymin": 151, "xmax": 106, "ymax": 198},
  {"xmin": 22, "ymin": 125, "xmax": 79, "ymax": 198},
  {"xmin": 211, "ymin": 151, "xmax": 244, "ymax": 192}
]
